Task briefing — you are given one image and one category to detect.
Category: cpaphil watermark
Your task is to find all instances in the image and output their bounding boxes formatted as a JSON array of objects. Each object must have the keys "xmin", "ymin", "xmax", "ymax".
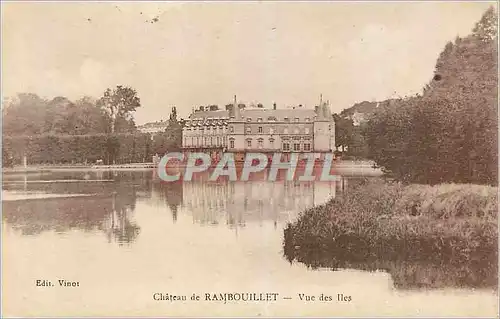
[{"xmin": 156, "ymin": 152, "xmax": 339, "ymax": 182}]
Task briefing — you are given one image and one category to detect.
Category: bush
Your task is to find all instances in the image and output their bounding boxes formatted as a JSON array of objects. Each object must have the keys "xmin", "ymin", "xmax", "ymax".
[
  {"xmin": 284, "ymin": 179, "xmax": 498, "ymax": 268},
  {"xmin": 2, "ymin": 133, "xmax": 154, "ymax": 165}
]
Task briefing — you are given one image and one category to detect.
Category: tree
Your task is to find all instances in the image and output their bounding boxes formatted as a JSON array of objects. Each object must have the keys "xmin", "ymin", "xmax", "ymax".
[
  {"xmin": 2, "ymin": 93, "xmax": 48, "ymax": 136},
  {"xmin": 333, "ymin": 114, "xmax": 354, "ymax": 152},
  {"xmin": 472, "ymin": 6, "xmax": 498, "ymax": 42},
  {"xmin": 72, "ymin": 97, "xmax": 109, "ymax": 135},
  {"xmin": 45, "ymin": 96, "xmax": 75, "ymax": 134},
  {"xmin": 365, "ymin": 7, "xmax": 498, "ymax": 185},
  {"xmin": 152, "ymin": 107, "xmax": 183, "ymax": 155},
  {"xmin": 96, "ymin": 85, "xmax": 141, "ymax": 133}
]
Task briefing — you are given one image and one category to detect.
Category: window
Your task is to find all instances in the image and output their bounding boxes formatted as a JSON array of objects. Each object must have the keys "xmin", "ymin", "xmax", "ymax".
[
  {"xmin": 217, "ymin": 137, "xmax": 220, "ymax": 145},
  {"xmin": 269, "ymin": 138, "xmax": 275, "ymax": 148},
  {"xmin": 269, "ymin": 128, "xmax": 274, "ymax": 135},
  {"xmin": 305, "ymin": 117, "xmax": 310, "ymax": 122},
  {"xmin": 210, "ymin": 137, "xmax": 213, "ymax": 145},
  {"xmin": 247, "ymin": 139, "xmax": 252, "ymax": 148},
  {"xmin": 205, "ymin": 137, "xmax": 209, "ymax": 145},
  {"xmin": 294, "ymin": 127, "xmax": 300, "ymax": 134},
  {"xmin": 282, "ymin": 142, "xmax": 290, "ymax": 151},
  {"xmin": 284, "ymin": 117, "xmax": 289, "ymax": 122},
  {"xmin": 247, "ymin": 117, "xmax": 252, "ymax": 122},
  {"xmin": 294, "ymin": 143, "xmax": 301, "ymax": 151},
  {"xmin": 258, "ymin": 126, "xmax": 263, "ymax": 133},
  {"xmin": 257, "ymin": 138, "xmax": 264, "ymax": 148},
  {"xmin": 268, "ymin": 116, "xmax": 276, "ymax": 121},
  {"xmin": 257, "ymin": 117, "xmax": 263, "ymax": 122},
  {"xmin": 191, "ymin": 137, "xmax": 195, "ymax": 146},
  {"xmin": 206, "ymin": 126, "xmax": 210, "ymax": 131},
  {"xmin": 229, "ymin": 139, "xmax": 235, "ymax": 148},
  {"xmin": 283, "ymin": 128, "xmax": 288, "ymax": 134},
  {"xmin": 305, "ymin": 127, "xmax": 310, "ymax": 134},
  {"xmin": 294, "ymin": 117, "xmax": 299, "ymax": 122},
  {"xmin": 304, "ymin": 143, "xmax": 311, "ymax": 151},
  {"xmin": 246, "ymin": 126, "xmax": 252, "ymax": 134},
  {"xmin": 196, "ymin": 137, "xmax": 200, "ymax": 146},
  {"xmin": 229, "ymin": 126, "xmax": 234, "ymax": 133}
]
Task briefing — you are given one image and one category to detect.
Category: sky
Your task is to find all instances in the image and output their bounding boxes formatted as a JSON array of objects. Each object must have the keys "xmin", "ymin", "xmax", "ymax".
[{"xmin": 1, "ymin": 1, "xmax": 495, "ymax": 124}]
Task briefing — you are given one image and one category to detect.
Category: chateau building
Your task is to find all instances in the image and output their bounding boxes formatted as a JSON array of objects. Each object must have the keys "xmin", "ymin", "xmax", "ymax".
[{"xmin": 181, "ymin": 98, "xmax": 335, "ymax": 160}]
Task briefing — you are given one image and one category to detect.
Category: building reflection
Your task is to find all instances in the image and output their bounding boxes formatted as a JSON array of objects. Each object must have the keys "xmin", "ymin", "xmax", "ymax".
[
  {"xmin": 153, "ymin": 181, "xmax": 184, "ymax": 223},
  {"xmin": 163, "ymin": 169, "xmax": 348, "ymax": 228}
]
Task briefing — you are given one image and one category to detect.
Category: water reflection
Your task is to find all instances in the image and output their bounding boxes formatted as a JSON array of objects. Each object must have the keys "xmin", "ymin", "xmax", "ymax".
[
  {"xmin": 153, "ymin": 181, "xmax": 183, "ymax": 222},
  {"xmin": 3, "ymin": 170, "xmax": 350, "ymax": 243},
  {"xmin": 152, "ymin": 168, "xmax": 349, "ymax": 228},
  {"xmin": 282, "ymin": 244, "xmax": 497, "ymax": 290},
  {"xmin": 3, "ymin": 170, "xmax": 495, "ymax": 292},
  {"xmin": 3, "ymin": 182, "xmax": 140, "ymax": 245}
]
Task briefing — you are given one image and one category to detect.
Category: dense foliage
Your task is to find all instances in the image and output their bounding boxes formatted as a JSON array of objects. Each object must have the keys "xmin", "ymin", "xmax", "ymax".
[
  {"xmin": 3, "ymin": 90, "xmax": 137, "ymax": 136},
  {"xmin": 365, "ymin": 7, "xmax": 498, "ymax": 185},
  {"xmin": 3, "ymin": 133, "xmax": 153, "ymax": 165},
  {"xmin": 284, "ymin": 178, "xmax": 498, "ymax": 289},
  {"xmin": 152, "ymin": 107, "xmax": 183, "ymax": 154},
  {"xmin": 1, "ymin": 86, "xmax": 185, "ymax": 165}
]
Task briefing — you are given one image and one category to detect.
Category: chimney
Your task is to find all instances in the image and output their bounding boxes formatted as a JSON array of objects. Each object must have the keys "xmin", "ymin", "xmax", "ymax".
[
  {"xmin": 233, "ymin": 95, "xmax": 241, "ymax": 120},
  {"xmin": 273, "ymin": 103, "xmax": 277, "ymax": 110}
]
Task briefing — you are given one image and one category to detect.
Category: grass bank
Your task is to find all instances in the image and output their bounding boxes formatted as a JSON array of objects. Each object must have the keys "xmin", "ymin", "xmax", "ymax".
[{"xmin": 283, "ymin": 179, "xmax": 498, "ymax": 289}]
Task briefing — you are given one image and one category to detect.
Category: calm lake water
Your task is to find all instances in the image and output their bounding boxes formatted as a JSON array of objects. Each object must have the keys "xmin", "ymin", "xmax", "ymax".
[{"xmin": 2, "ymin": 170, "xmax": 498, "ymax": 317}]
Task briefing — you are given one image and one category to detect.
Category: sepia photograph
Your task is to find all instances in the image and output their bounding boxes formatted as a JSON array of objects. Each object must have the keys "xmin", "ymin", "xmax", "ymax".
[{"xmin": 1, "ymin": 1, "xmax": 498, "ymax": 317}]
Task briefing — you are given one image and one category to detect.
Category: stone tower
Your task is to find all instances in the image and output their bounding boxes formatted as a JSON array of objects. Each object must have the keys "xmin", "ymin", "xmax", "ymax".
[{"xmin": 313, "ymin": 100, "xmax": 334, "ymax": 152}]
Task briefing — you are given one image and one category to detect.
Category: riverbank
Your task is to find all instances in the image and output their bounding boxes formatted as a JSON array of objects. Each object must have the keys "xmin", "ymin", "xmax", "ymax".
[
  {"xmin": 284, "ymin": 179, "xmax": 498, "ymax": 288},
  {"xmin": 2, "ymin": 160, "xmax": 382, "ymax": 176},
  {"xmin": 2, "ymin": 163, "xmax": 156, "ymax": 173}
]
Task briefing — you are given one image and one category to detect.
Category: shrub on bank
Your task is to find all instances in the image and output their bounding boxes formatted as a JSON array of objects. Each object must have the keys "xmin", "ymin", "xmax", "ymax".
[
  {"xmin": 2, "ymin": 133, "xmax": 154, "ymax": 165},
  {"xmin": 284, "ymin": 179, "xmax": 498, "ymax": 267}
]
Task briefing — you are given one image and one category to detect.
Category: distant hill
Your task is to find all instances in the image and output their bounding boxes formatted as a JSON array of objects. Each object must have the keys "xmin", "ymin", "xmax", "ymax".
[
  {"xmin": 339, "ymin": 101, "xmax": 378, "ymax": 118},
  {"xmin": 338, "ymin": 99, "xmax": 400, "ymax": 126}
]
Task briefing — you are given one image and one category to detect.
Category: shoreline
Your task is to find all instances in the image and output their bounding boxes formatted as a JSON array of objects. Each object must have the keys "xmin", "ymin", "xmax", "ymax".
[{"xmin": 2, "ymin": 159, "xmax": 382, "ymax": 174}]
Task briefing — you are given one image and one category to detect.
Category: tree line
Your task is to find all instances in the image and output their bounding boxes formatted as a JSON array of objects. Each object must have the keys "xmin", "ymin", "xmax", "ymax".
[
  {"xmin": 358, "ymin": 7, "xmax": 497, "ymax": 185},
  {"xmin": 2, "ymin": 86, "xmax": 182, "ymax": 166}
]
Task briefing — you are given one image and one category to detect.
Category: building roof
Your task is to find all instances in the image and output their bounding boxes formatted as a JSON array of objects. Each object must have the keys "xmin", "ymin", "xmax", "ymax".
[
  {"xmin": 190, "ymin": 110, "xmax": 229, "ymax": 119},
  {"xmin": 187, "ymin": 107, "xmax": 320, "ymax": 122},
  {"xmin": 185, "ymin": 103, "xmax": 332, "ymax": 123},
  {"xmin": 240, "ymin": 108, "xmax": 316, "ymax": 121}
]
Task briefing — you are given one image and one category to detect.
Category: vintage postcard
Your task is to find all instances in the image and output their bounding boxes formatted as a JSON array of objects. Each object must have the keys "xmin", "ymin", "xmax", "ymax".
[{"xmin": 1, "ymin": 1, "xmax": 498, "ymax": 317}]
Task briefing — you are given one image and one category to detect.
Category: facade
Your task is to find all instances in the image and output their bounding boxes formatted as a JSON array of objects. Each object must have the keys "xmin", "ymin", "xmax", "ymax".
[{"xmin": 181, "ymin": 100, "xmax": 335, "ymax": 159}]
